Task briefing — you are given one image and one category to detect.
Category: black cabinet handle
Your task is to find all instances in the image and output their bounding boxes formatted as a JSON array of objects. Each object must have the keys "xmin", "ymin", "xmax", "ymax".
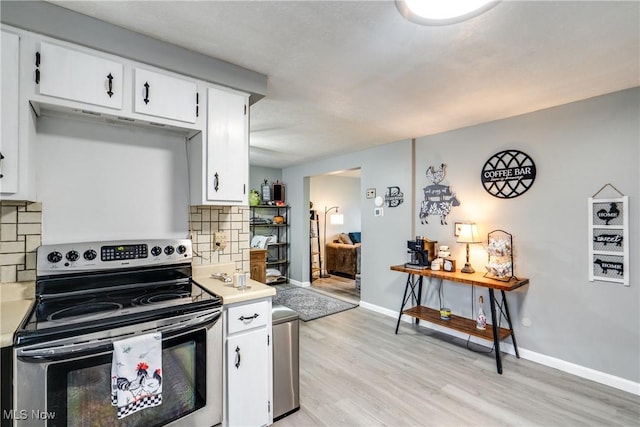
[
  {"xmin": 107, "ymin": 73, "xmax": 114, "ymax": 98},
  {"xmin": 35, "ymin": 52, "xmax": 41, "ymax": 84},
  {"xmin": 143, "ymin": 81, "xmax": 150, "ymax": 104},
  {"xmin": 239, "ymin": 313, "xmax": 259, "ymax": 321},
  {"xmin": 235, "ymin": 346, "xmax": 241, "ymax": 369},
  {"xmin": 214, "ymin": 172, "xmax": 219, "ymax": 192}
]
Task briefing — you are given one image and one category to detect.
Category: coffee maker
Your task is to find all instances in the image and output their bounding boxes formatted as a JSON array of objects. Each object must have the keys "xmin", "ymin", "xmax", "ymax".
[{"xmin": 405, "ymin": 236, "xmax": 437, "ymax": 269}]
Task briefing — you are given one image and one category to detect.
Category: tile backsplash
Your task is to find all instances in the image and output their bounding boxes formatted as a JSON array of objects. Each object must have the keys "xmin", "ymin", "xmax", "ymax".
[
  {"xmin": 189, "ymin": 205, "xmax": 251, "ymax": 273},
  {"xmin": 0, "ymin": 202, "xmax": 250, "ymax": 283},
  {"xmin": 0, "ymin": 201, "xmax": 42, "ymax": 283}
]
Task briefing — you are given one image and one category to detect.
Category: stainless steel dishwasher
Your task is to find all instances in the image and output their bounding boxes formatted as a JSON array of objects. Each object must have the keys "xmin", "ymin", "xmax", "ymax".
[{"xmin": 272, "ymin": 305, "xmax": 300, "ymax": 421}]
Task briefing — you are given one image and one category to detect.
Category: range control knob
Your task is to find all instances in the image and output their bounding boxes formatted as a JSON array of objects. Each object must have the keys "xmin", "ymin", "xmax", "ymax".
[
  {"xmin": 164, "ymin": 246, "xmax": 175, "ymax": 255},
  {"xmin": 83, "ymin": 249, "xmax": 97, "ymax": 261},
  {"xmin": 47, "ymin": 251, "xmax": 63, "ymax": 263},
  {"xmin": 66, "ymin": 250, "xmax": 80, "ymax": 262},
  {"xmin": 151, "ymin": 246, "xmax": 162, "ymax": 257},
  {"xmin": 176, "ymin": 245, "xmax": 187, "ymax": 255}
]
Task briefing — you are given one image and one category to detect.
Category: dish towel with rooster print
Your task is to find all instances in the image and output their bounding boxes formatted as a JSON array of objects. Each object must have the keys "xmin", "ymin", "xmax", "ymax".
[{"xmin": 111, "ymin": 332, "xmax": 163, "ymax": 419}]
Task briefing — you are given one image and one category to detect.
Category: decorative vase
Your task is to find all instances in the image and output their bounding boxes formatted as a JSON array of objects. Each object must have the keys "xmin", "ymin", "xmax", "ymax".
[
  {"xmin": 476, "ymin": 295, "xmax": 487, "ymax": 330},
  {"xmin": 249, "ymin": 190, "xmax": 260, "ymax": 206}
]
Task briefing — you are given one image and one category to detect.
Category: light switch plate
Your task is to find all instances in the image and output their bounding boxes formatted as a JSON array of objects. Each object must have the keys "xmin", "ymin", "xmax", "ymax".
[
  {"xmin": 374, "ymin": 207, "xmax": 383, "ymax": 217},
  {"xmin": 366, "ymin": 188, "xmax": 376, "ymax": 199}
]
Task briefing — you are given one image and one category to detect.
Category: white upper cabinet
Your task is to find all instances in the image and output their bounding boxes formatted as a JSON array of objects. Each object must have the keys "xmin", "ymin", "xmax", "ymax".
[
  {"xmin": 1, "ymin": 30, "xmax": 21, "ymax": 196},
  {"xmin": 37, "ymin": 42, "xmax": 124, "ymax": 110},
  {"xmin": 133, "ymin": 68, "xmax": 198, "ymax": 124},
  {"xmin": 205, "ymin": 86, "xmax": 248, "ymax": 204}
]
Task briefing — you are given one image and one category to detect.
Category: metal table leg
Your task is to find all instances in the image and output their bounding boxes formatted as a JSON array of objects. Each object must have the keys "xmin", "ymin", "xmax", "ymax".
[
  {"xmin": 395, "ymin": 273, "xmax": 421, "ymax": 334},
  {"xmin": 500, "ymin": 290, "xmax": 520, "ymax": 358},
  {"xmin": 488, "ymin": 288, "xmax": 502, "ymax": 374}
]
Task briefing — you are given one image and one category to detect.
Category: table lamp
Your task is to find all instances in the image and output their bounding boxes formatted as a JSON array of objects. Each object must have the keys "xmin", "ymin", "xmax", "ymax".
[{"xmin": 457, "ymin": 222, "xmax": 480, "ymax": 273}]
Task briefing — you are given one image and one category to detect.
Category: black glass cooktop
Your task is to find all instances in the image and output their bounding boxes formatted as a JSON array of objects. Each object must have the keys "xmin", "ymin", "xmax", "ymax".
[{"xmin": 15, "ymin": 264, "xmax": 221, "ymax": 347}]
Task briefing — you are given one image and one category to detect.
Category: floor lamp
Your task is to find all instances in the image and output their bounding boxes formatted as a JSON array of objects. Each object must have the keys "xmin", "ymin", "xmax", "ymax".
[{"xmin": 320, "ymin": 206, "xmax": 343, "ymax": 278}]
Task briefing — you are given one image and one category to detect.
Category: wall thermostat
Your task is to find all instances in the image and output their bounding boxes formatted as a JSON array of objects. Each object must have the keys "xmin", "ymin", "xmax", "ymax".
[
  {"xmin": 366, "ymin": 188, "xmax": 376, "ymax": 199},
  {"xmin": 374, "ymin": 196, "xmax": 384, "ymax": 207}
]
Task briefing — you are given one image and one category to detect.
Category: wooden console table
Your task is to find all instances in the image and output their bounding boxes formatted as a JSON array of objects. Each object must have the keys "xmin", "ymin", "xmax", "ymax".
[{"xmin": 390, "ymin": 264, "xmax": 529, "ymax": 374}]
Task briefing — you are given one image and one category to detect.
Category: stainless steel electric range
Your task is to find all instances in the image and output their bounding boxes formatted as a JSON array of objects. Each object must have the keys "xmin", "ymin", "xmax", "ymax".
[{"xmin": 12, "ymin": 239, "xmax": 223, "ymax": 427}]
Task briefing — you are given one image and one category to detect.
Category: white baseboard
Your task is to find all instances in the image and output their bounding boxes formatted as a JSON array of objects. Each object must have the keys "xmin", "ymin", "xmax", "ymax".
[
  {"xmin": 358, "ymin": 301, "xmax": 640, "ymax": 396},
  {"xmin": 286, "ymin": 278, "xmax": 309, "ymax": 288}
]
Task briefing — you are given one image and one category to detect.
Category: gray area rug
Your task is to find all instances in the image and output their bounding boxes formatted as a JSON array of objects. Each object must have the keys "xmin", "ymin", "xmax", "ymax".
[{"xmin": 273, "ymin": 287, "xmax": 358, "ymax": 322}]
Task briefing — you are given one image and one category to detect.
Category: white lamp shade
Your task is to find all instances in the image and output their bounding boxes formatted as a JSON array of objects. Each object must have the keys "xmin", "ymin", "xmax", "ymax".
[
  {"xmin": 330, "ymin": 214, "xmax": 344, "ymax": 225},
  {"xmin": 457, "ymin": 223, "xmax": 480, "ymax": 243}
]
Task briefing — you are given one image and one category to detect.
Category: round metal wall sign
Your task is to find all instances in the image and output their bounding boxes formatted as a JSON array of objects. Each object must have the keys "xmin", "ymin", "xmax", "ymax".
[{"xmin": 481, "ymin": 150, "xmax": 536, "ymax": 199}]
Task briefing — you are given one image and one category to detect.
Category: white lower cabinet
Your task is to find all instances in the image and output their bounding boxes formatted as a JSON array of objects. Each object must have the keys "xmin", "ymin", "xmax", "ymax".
[{"xmin": 224, "ymin": 299, "xmax": 272, "ymax": 427}]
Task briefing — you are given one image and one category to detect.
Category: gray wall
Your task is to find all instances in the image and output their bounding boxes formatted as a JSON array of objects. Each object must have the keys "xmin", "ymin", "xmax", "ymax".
[
  {"xmin": 249, "ymin": 166, "xmax": 283, "ymax": 197},
  {"xmin": 284, "ymin": 88, "xmax": 639, "ymax": 385}
]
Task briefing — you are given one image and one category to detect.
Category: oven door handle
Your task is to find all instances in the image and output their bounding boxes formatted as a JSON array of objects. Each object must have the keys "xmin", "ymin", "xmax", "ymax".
[{"xmin": 16, "ymin": 310, "xmax": 221, "ymax": 363}]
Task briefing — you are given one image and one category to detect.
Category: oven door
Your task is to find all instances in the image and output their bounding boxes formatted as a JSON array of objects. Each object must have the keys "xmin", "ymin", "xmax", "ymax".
[{"xmin": 13, "ymin": 309, "xmax": 222, "ymax": 427}]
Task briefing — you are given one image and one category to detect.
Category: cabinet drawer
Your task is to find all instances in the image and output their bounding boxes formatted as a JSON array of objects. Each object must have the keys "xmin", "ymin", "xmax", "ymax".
[{"xmin": 227, "ymin": 300, "xmax": 269, "ymax": 335}]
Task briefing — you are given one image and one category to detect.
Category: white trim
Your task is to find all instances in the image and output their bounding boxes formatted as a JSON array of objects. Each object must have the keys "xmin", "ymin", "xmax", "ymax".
[
  {"xmin": 359, "ymin": 302, "xmax": 640, "ymax": 396},
  {"xmin": 287, "ymin": 278, "xmax": 309, "ymax": 288}
]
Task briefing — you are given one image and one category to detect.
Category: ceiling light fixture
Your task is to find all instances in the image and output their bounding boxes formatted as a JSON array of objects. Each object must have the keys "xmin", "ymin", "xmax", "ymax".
[{"xmin": 396, "ymin": 0, "xmax": 499, "ymax": 26}]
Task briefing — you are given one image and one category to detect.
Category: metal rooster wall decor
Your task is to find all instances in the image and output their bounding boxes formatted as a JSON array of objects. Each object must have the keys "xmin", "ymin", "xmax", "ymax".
[{"xmin": 418, "ymin": 164, "xmax": 461, "ymax": 225}]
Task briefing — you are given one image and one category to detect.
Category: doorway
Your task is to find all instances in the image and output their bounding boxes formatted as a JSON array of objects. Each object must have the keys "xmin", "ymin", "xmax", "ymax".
[{"xmin": 309, "ymin": 169, "xmax": 361, "ymax": 304}]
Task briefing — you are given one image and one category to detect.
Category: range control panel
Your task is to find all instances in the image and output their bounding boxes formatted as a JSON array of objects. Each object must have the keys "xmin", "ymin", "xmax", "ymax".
[{"xmin": 37, "ymin": 239, "xmax": 192, "ymax": 275}]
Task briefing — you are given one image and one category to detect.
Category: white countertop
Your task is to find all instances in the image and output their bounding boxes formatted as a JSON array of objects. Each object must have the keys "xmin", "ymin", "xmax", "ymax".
[
  {"xmin": 192, "ymin": 263, "xmax": 276, "ymax": 305},
  {"xmin": 0, "ymin": 282, "xmax": 35, "ymax": 348}
]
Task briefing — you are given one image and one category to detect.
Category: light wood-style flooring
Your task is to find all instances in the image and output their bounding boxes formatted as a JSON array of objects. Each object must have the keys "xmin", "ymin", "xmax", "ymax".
[
  {"xmin": 310, "ymin": 275, "xmax": 359, "ymax": 305},
  {"xmin": 274, "ymin": 306, "xmax": 639, "ymax": 426}
]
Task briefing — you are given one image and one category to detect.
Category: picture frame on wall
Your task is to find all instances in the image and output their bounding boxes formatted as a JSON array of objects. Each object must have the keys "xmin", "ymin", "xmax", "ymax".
[{"xmin": 588, "ymin": 194, "xmax": 629, "ymax": 286}]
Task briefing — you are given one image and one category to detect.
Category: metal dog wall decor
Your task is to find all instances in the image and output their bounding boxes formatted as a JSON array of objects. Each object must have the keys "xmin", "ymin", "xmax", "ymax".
[{"xmin": 418, "ymin": 164, "xmax": 461, "ymax": 225}]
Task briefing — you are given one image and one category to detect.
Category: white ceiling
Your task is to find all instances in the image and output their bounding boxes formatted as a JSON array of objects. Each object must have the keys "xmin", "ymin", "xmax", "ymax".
[{"xmin": 50, "ymin": 1, "xmax": 639, "ymax": 169}]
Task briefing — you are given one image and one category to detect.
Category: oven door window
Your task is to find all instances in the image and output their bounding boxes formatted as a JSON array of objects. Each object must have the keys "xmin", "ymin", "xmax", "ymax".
[{"xmin": 46, "ymin": 330, "xmax": 206, "ymax": 427}]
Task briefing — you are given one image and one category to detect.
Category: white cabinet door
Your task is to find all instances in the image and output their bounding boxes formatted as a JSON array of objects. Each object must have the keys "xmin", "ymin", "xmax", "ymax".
[
  {"xmin": 206, "ymin": 86, "xmax": 248, "ymax": 204},
  {"xmin": 226, "ymin": 329, "xmax": 270, "ymax": 427},
  {"xmin": 133, "ymin": 68, "xmax": 197, "ymax": 123},
  {"xmin": 1, "ymin": 30, "xmax": 20, "ymax": 195},
  {"xmin": 38, "ymin": 42, "xmax": 123, "ymax": 109}
]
